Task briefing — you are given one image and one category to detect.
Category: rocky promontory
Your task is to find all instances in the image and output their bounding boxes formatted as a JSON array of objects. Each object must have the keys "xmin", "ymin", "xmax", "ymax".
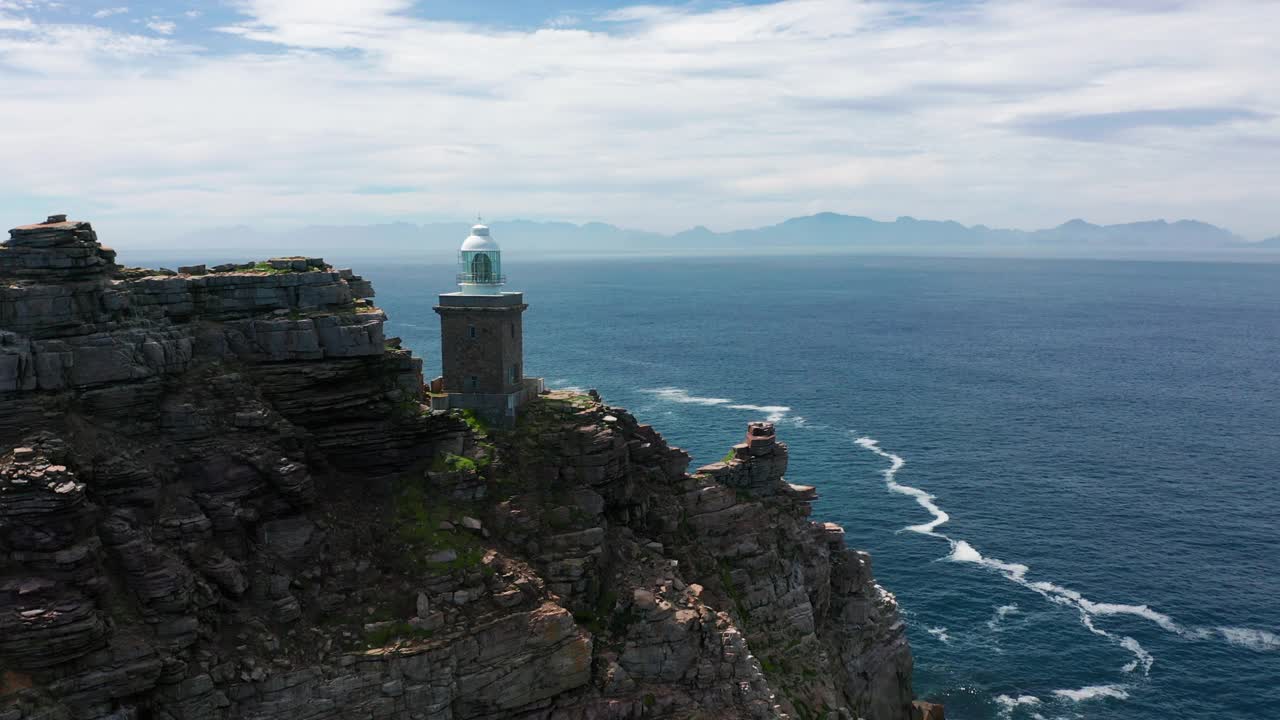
[{"xmin": 0, "ymin": 216, "xmax": 931, "ymax": 720}]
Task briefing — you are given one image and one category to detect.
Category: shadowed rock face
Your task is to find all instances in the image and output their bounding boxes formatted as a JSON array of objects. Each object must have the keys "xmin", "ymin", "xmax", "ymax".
[
  {"xmin": 494, "ymin": 408, "xmax": 916, "ymax": 720},
  {"xmin": 0, "ymin": 217, "xmax": 922, "ymax": 720}
]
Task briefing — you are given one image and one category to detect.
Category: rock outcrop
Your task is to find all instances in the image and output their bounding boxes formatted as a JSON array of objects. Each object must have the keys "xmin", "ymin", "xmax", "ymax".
[{"xmin": 0, "ymin": 216, "xmax": 924, "ymax": 720}]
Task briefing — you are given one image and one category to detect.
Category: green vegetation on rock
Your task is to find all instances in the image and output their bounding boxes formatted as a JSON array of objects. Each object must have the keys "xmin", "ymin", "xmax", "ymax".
[
  {"xmin": 365, "ymin": 620, "xmax": 433, "ymax": 646},
  {"xmin": 250, "ymin": 261, "xmax": 293, "ymax": 275},
  {"xmin": 456, "ymin": 408, "xmax": 490, "ymax": 435},
  {"xmin": 393, "ymin": 477, "xmax": 485, "ymax": 572},
  {"xmin": 430, "ymin": 453, "xmax": 477, "ymax": 474}
]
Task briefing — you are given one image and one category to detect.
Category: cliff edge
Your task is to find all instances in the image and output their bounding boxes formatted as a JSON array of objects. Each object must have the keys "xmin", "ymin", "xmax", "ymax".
[{"xmin": 0, "ymin": 217, "xmax": 928, "ymax": 720}]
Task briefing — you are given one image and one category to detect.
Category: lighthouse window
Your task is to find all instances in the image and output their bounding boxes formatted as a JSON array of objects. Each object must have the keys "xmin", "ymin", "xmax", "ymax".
[
  {"xmin": 510, "ymin": 364, "xmax": 518, "ymax": 383},
  {"xmin": 470, "ymin": 253, "xmax": 493, "ymax": 283},
  {"xmin": 509, "ymin": 323, "xmax": 515, "ymax": 338},
  {"xmin": 469, "ymin": 375, "xmax": 479, "ymax": 391},
  {"xmin": 468, "ymin": 324, "xmax": 476, "ymax": 339}
]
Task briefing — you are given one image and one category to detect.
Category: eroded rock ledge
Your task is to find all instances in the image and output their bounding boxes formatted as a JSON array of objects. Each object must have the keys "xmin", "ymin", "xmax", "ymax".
[{"xmin": 0, "ymin": 217, "xmax": 929, "ymax": 720}]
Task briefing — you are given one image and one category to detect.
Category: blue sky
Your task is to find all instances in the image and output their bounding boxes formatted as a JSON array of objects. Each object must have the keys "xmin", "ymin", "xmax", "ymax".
[
  {"xmin": 36, "ymin": 1, "xmax": 788, "ymax": 33},
  {"xmin": 0, "ymin": 0, "xmax": 1277, "ymax": 246}
]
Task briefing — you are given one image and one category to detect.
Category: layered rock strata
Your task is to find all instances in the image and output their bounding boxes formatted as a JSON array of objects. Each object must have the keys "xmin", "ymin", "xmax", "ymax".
[{"xmin": 0, "ymin": 216, "xmax": 925, "ymax": 720}]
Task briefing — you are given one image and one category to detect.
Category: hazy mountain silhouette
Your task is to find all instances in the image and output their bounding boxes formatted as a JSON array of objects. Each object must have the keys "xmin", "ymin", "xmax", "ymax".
[
  {"xmin": 150, "ymin": 213, "xmax": 1275, "ymax": 263},
  {"xmin": 659, "ymin": 214, "xmax": 1245, "ymax": 250}
]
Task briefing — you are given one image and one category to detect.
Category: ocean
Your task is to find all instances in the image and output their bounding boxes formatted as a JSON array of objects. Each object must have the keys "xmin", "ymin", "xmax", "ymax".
[{"xmin": 362, "ymin": 254, "xmax": 1280, "ymax": 720}]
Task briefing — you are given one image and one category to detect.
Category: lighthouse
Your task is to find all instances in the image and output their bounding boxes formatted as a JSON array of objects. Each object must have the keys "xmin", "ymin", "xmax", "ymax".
[{"xmin": 431, "ymin": 224, "xmax": 542, "ymax": 425}]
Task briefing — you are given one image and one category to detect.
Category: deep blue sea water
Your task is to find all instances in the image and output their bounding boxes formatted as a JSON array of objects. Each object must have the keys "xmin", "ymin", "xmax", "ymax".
[{"xmin": 361, "ymin": 254, "xmax": 1280, "ymax": 720}]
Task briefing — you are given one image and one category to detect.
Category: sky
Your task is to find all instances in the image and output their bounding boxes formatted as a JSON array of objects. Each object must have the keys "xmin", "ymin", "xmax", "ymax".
[{"xmin": 0, "ymin": 0, "xmax": 1277, "ymax": 247}]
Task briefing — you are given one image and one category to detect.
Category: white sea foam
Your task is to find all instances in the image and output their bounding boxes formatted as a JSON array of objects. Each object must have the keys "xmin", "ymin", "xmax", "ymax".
[
  {"xmin": 641, "ymin": 387, "xmax": 794, "ymax": 423},
  {"xmin": 948, "ymin": 540, "xmax": 983, "ymax": 563},
  {"xmin": 926, "ymin": 626, "xmax": 950, "ymax": 643},
  {"xmin": 946, "ymin": 515, "xmax": 1140, "ymax": 668},
  {"xmin": 947, "ymin": 541, "xmax": 1030, "ymax": 582},
  {"xmin": 642, "ymin": 387, "xmax": 733, "ymax": 405},
  {"xmin": 1077, "ymin": 600, "xmax": 1181, "ymax": 634},
  {"xmin": 1218, "ymin": 626, "xmax": 1280, "ymax": 652},
  {"xmin": 995, "ymin": 694, "xmax": 1041, "ymax": 710},
  {"xmin": 1119, "ymin": 636, "xmax": 1155, "ymax": 674},
  {"xmin": 988, "ymin": 604, "xmax": 1019, "ymax": 630},
  {"xmin": 854, "ymin": 437, "xmax": 952, "ymax": 534},
  {"xmin": 1051, "ymin": 684, "xmax": 1130, "ymax": 702},
  {"xmin": 726, "ymin": 403, "xmax": 792, "ymax": 422},
  {"xmin": 856, "ymin": 433, "xmax": 1280, "ymax": 681},
  {"xmin": 856, "ymin": 436, "xmax": 1151, "ymax": 676}
]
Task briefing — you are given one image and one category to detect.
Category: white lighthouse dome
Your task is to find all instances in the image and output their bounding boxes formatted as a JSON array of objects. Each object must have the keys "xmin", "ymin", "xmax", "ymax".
[
  {"xmin": 456, "ymin": 223, "xmax": 504, "ymax": 295},
  {"xmin": 460, "ymin": 224, "xmax": 500, "ymax": 252}
]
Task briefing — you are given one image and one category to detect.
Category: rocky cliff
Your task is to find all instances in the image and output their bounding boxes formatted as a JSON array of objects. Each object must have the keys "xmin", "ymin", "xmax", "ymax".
[{"xmin": 0, "ymin": 216, "xmax": 928, "ymax": 720}]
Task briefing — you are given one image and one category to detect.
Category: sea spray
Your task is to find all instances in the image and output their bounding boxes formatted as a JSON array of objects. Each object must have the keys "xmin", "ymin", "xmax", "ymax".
[
  {"xmin": 988, "ymin": 604, "xmax": 1020, "ymax": 631},
  {"xmin": 853, "ymin": 437, "xmax": 952, "ymax": 534},
  {"xmin": 994, "ymin": 694, "xmax": 1042, "ymax": 716},
  {"xmin": 855, "ymin": 435, "xmax": 1155, "ymax": 676},
  {"xmin": 1051, "ymin": 685, "xmax": 1131, "ymax": 702},
  {"xmin": 1217, "ymin": 626, "xmax": 1280, "ymax": 652},
  {"xmin": 640, "ymin": 387, "xmax": 797, "ymax": 424}
]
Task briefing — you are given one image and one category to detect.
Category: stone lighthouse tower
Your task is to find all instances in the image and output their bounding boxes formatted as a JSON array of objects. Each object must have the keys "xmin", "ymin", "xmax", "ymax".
[{"xmin": 432, "ymin": 224, "xmax": 542, "ymax": 425}]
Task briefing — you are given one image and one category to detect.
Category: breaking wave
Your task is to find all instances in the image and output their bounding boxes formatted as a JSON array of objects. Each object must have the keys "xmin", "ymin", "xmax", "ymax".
[
  {"xmin": 641, "ymin": 387, "xmax": 793, "ymax": 423},
  {"xmin": 1217, "ymin": 626, "xmax": 1280, "ymax": 652},
  {"xmin": 1051, "ymin": 684, "xmax": 1131, "ymax": 702},
  {"xmin": 856, "ymin": 436, "xmax": 1155, "ymax": 676},
  {"xmin": 994, "ymin": 694, "xmax": 1041, "ymax": 713},
  {"xmin": 641, "ymin": 387, "xmax": 734, "ymax": 406},
  {"xmin": 727, "ymin": 403, "xmax": 793, "ymax": 422},
  {"xmin": 988, "ymin": 604, "xmax": 1019, "ymax": 631},
  {"xmin": 853, "ymin": 438, "xmax": 950, "ymax": 534},
  {"xmin": 854, "ymin": 433, "xmax": 1280, "ymax": 684}
]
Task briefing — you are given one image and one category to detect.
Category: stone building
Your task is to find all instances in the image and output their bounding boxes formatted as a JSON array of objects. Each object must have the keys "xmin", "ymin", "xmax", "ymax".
[{"xmin": 430, "ymin": 224, "xmax": 543, "ymax": 425}]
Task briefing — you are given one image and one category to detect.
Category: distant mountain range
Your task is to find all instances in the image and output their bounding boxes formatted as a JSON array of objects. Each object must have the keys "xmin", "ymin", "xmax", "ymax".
[{"xmin": 149, "ymin": 213, "xmax": 1278, "ymax": 264}]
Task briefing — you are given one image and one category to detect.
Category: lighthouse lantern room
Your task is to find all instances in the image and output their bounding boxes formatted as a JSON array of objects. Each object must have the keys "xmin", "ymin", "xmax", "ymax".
[
  {"xmin": 431, "ymin": 223, "xmax": 543, "ymax": 425},
  {"xmin": 457, "ymin": 224, "xmax": 505, "ymax": 294}
]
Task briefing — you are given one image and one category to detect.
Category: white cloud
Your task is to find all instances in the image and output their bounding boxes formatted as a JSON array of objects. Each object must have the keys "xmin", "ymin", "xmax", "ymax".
[
  {"xmin": 0, "ymin": 14, "xmax": 32, "ymax": 30},
  {"xmin": 0, "ymin": 0, "xmax": 1277, "ymax": 245},
  {"xmin": 545, "ymin": 14, "xmax": 579, "ymax": 28},
  {"xmin": 92, "ymin": 6, "xmax": 127, "ymax": 18},
  {"xmin": 145, "ymin": 18, "xmax": 174, "ymax": 34}
]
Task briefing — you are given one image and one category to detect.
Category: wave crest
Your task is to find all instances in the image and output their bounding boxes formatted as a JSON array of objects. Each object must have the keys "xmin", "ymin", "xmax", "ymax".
[
  {"xmin": 641, "ymin": 387, "xmax": 732, "ymax": 405},
  {"xmin": 1218, "ymin": 626, "xmax": 1280, "ymax": 652},
  {"xmin": 994, "ymin": 694, "xmax": 1041, "ymax": 709},
  {"xmin": 854, "ymin": 437, "xmax": 950, "ymax": 534},
  {"xmin": 641, "ymin": 387, "xmax": 792, "ymax": 422},
  {"xmin": 1051, "ymin": 684, "xmax": 1130, "ymax": 702}
]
